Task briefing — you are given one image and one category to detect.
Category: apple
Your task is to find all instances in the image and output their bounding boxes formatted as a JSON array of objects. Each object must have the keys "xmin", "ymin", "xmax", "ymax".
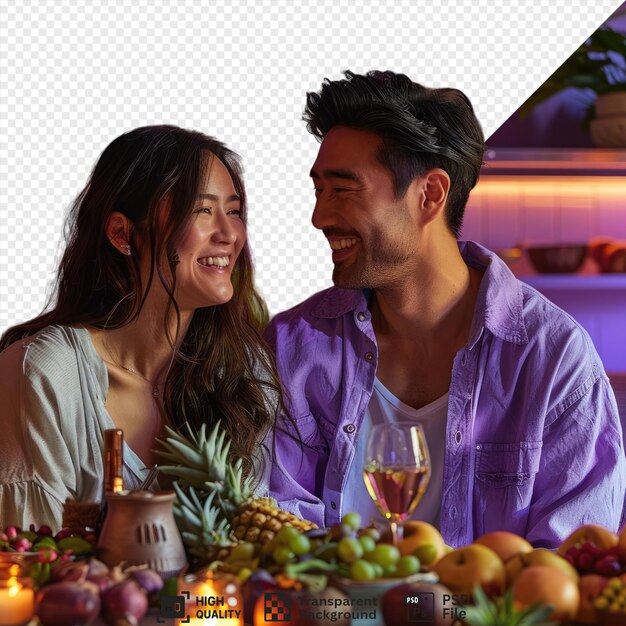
[
  {"xmin": 505, "ymin": 548, "xmax": 579, "ymax": 586},
  {"xmin": 512, "ymin": 565, "xmax": 579, "ymax": 623},
  {"xmin": 576, "ymin": 574, "xmax": 608, "ymax": 624},
  {"xmin": 398, "ymin": 521, "xmax": 447, "ymax": 565},
  {"xmin": 432, "ymin": 544, "xmax": 505, "ymax": 597},
  {"xmin": 558, "ymin": 524, "xmax": 618, "ymax": 557},
  {"xmin": 473, "ymin": 530, "xmax": 532, "ymax": 563},
  {"xmin": 381, "ymin": 582, "xmax": 458, "ymax": 626}
]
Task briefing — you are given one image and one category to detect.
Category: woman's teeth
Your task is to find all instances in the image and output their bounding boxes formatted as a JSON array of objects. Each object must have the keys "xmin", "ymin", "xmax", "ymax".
[
  {"xmin": 198, "ymin": 256, "xmax": 230, "ymax": 267},
  {"xmin": 329, "ymin": 238, "xmax": 358, "ymax": 251}
]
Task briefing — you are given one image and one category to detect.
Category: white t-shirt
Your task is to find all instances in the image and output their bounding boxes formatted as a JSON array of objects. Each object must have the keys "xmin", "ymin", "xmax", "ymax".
[{"xmin": 341, "ymin": 377, "xmax": 448, "ymax": 528}]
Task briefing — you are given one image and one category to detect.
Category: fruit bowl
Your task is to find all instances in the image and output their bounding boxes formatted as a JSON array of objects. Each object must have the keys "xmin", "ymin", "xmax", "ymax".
[
  {"xmin": 332, "ymin": 572, "xmax": 438, "ymax": 626},
  {"xmin": 524, "ymin": 243, "xmax": 588, "ymax": 274}
]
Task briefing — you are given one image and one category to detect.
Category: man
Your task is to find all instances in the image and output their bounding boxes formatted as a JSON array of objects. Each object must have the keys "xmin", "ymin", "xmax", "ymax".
[{"xmin": 266, "ymin": 70, "xmax": 625, "ymax": 548}]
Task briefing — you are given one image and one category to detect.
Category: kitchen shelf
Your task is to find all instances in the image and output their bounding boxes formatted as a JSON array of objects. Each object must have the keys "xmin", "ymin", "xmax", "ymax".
[
  {"xmin": 481, "ymin": 148, "xmax": 626, "ymax": 177},
  {"xmin": 520, "ymin": 273, "xmax": 626, "ymax": 372},
  {"xmin": 522, "ymin": 274, "xmax": 626, "ymax": 290}
]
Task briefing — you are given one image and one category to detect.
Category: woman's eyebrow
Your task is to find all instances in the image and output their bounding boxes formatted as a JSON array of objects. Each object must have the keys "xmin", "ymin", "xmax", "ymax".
[{"xmin": 196, "ymin": 192, "xmax": 241, "ymax": 202}]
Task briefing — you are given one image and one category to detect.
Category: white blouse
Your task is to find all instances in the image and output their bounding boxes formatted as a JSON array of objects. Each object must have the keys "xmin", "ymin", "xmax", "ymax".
[
  {"xmin": 0, "ymin": 324, "xmax": 272, "ymax": 530},
  {"xmin": 0, "ymin": 325, "xmax": 152, "ymax": 529}
]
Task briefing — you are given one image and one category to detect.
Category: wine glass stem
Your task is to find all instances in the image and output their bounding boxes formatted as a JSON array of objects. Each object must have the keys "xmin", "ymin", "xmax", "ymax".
[{"xmin": 390, "ymin": 520, "xmax": 404, "ymax": 546}]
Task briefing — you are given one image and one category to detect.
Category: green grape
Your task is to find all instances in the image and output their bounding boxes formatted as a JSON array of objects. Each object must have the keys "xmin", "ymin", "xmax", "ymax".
[
  {"xmin": 273, "ymin": 545, "xmax": 295, "ymax": 564},
  {"xmin": 396, "ymin": 555, "xmax": 420, "ymax": 577},
  {"xmin": 413, "ymin": 543, "xmax": 438, "ymax": 566},
  {"xmin": 287, "ymin": 533, "xmax": 311, "ymax": 556},
  {"xmin": 237, "ymin": 567, "xmax": 253, "ymax": 583},
  {"xmin": 341, "ymin": 512, "xmax": 362, "ymax": 532},
  {"xmin": 228, "ymin": 542, "xmax": 256, "ymax": 562},
  {"xmin": 357, "ymin": 535, "xmax": 376, "ymax": 554},
  {"xmin": 350, "ymin": 559, "xmax": 376, "ymax": 581},
  {"xmin": 370, "ymin": 544, "xmax": 401, "ymax": 569},
  {"xmin": 371, "ymin": 562, "xmax": 385, "ymax": 578},
  {"xmin": 358, "ymin": 527, "xmax": 381, "ymax": 542},
  {"xmin": 383, "ymin": 564, "xmax": 398, "ymax": 578},
  {"xmin": 337, "ymin": 537, "xmax": 364, "ymax": 563},
  {"xmin": 276, "ymin": 525, "xmax": 300, "ymax": 545}
]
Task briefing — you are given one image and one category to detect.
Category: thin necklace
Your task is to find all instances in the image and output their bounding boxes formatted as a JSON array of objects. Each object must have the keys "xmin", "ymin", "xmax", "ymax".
[
  {"xmin": 102, "ymin": 338, "xmax": 163, "ymax": 398},
  {"xmin": 118, "ymin": 364, "xmax": 162, "ymax": 398}
]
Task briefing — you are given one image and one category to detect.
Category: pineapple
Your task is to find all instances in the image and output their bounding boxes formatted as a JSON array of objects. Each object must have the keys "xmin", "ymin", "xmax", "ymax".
[
  {"xmin": 231, "ymin": 497, "xmax": 316, "ymax": 543},
  {"xmin": 463, "ymin": 586, "xmax": 554, "ymax": 626},
  {"xmin": 157, "ymin": 421, "xmax": 317, "ymax": 562}
]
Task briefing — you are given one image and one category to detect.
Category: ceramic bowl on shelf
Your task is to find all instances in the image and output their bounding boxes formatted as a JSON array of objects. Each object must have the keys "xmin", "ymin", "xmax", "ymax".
[{"xmin": 524, "ymin": 243, "xmax": 588, "ymax": 274}]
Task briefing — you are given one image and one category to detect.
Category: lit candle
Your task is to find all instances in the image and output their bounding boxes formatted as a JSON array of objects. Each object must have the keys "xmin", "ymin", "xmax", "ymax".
[
  {"xmin": 0, "ymin": 577, "xmax": 35, "ymax": 626},
  {"xmin": 177, "ymin": 572, "xmax": 243, "ymax": 626}
]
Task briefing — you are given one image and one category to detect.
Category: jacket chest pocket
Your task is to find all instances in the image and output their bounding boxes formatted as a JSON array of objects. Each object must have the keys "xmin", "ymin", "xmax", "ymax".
[{"xmin": 473, "ymin": 441, "xmax": 543, "ymax": 536}]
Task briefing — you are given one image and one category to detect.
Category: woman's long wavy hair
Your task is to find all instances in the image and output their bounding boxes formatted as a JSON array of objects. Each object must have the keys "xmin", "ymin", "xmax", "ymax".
[{"xmin": 0, "ymin": 125, "xmax": 281, "ymax": 477}]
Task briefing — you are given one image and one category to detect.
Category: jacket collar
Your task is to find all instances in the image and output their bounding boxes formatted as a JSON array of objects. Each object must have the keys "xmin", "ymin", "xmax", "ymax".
[
  {"xmin": 311, "ymin": 241, "xmax": 529, "ymax": 346},
  {"xmin": 461, "ymin": 241, "xmax": 528, "ymax": 348}
]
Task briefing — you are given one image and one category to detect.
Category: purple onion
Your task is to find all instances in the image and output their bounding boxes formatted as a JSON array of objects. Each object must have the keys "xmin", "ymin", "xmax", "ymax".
[
  {"xmin": 128, "ymin": 568, "xmax": 164, "ymax": 595},
  {"xmin": 51, "ymin": 560, "xmax": 89, "ymax": 583},
  {"xmin": 87, "ymin": 572, "xmax": 114, "ymax": 593},
  {"xmin": 101, "ymin": 579, "xmax": 149, "ymax": 626},
  {"xmin": 242, "ymin": 570, "xmax": 278, "ymax": 625},
  {"xmin": 36, "ymin": 581, "xmax": 101, "ymax": 626},
  {"xmin": 87, "ymin": 557, "xmax": 111, "ymax": 578}
]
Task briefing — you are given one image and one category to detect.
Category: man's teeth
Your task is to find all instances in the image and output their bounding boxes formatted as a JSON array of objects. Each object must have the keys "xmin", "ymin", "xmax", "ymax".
[
  {"xmin": 198, "ymin": 256, "xmax": 230, "ymax": 267},
  {"xmin": 329, "ymin": 238, "xmax": 358, "ymax": 251}
]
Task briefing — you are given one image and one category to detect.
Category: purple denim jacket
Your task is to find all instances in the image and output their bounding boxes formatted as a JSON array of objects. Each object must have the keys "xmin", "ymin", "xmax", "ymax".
[{"xmin": 265, "ymin": 241, "xmax": 626, "ymax": 548}]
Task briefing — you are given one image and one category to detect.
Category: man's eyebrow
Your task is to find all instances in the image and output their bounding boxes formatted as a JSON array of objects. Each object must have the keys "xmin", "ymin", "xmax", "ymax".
[
  {"xmin": 197, "ymin": 193, "xmax": 241, "ymax": 202},
  {"xmin": 309, "ymin": 168, "xmax": 365, "ymax": 184}
]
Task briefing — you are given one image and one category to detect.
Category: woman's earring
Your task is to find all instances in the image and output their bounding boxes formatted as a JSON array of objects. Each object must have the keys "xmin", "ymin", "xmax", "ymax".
[{"xmin": 121, "ymin": 244, "xmax": 131, "ymax": 256}]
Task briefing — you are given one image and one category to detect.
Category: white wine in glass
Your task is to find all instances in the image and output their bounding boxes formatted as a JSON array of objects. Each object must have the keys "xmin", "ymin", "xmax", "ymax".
[{"xmin": 363, "ymin": 423, "xmax": 431, "ymax": 545}]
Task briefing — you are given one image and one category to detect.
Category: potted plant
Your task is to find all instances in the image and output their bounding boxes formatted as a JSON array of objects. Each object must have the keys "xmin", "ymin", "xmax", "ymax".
[{"xmin": 519, "ymin": 26, "xmax": 626, "ymax": 147}]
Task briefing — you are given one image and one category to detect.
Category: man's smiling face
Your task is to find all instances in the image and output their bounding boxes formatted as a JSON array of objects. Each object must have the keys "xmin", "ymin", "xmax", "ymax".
[{"xmin": 310, "ymin": 125, "xmax": 418, "ymax": 289}]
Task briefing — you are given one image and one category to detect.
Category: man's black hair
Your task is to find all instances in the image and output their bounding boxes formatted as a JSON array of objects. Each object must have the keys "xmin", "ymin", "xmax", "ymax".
[{"xmin": 303, "ymin": 70, "xmax": 485, "ymax": 237}]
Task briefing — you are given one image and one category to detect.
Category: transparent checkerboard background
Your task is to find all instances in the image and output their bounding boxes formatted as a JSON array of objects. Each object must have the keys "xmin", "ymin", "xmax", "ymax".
[{"xmin": 1, "ymin": 0, "xmax": 623, "ymax": 332}]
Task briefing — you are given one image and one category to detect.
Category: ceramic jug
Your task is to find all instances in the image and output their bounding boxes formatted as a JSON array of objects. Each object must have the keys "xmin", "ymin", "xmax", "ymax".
[{"xmin": 97, "ymin": 490, "xmax": 187, "ymax": 578}]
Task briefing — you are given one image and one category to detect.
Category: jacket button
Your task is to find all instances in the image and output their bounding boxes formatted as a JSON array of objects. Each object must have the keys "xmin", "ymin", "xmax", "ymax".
[
  {"xmin": 330, "ymin": 501, "xmax": 337, "ymax": 510},
  {"xmin": 344, "ymin": 424, "xmax": 356, "ymax": 434},
  {"xmin": 365, "ymin": 352, "xmax": 374, "ymax": 361},
  {"xmin": 357, "ymin": 312, "xmax": 366, "ymax": 322}
]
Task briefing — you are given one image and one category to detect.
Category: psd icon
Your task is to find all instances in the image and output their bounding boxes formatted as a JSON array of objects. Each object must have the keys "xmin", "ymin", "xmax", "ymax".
[
  {"xmin": 407, "ymin": 592, "xmax": 435, "ymax": 623},
  {"xmin": 264, "ymin": 590, "xmax": 293, "ymax": 622}
]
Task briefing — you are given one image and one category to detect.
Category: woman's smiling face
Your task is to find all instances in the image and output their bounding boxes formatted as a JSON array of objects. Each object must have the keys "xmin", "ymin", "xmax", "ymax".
[{"xmin": 170, "ymin": 154, "xmax": 247, "ymax": 311}]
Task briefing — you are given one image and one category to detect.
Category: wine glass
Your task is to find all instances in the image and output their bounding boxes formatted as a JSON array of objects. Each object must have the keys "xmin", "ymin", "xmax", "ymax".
[{"xmin": 363, "ymin": 422, "xmax": 431, "ymax": 546}]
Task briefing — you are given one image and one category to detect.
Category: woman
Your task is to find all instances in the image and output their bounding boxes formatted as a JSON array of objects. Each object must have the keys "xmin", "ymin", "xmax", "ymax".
[{"xmin": 0, "ymin": 125, "xmax": 280, "ymax": 529}]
